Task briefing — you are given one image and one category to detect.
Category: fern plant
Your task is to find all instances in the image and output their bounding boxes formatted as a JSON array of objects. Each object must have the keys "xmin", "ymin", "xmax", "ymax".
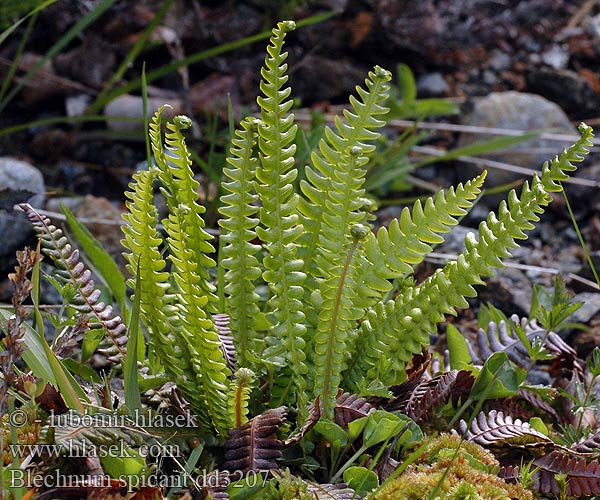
[{"xmin": 24, "ymin": 20, "xmax": 593, "ymax": 438}]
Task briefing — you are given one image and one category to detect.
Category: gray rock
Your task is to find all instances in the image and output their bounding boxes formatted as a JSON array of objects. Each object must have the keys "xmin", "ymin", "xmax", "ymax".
[
  {"xmin": 457, "ymin": 92, "xmax": 576, "ymax": 190},
  {"xmin": 568, "ymin": 293, "xmax": 600, "ymax": 324},
  {"xmin": 437, "ymin": 225, "xmax": 477, "ymax": 255},
  {"xmin": 0, "ymin": 158, "xmax": 45, "ymax": 257},
  {"xmin": 541, "ymin": 44, "xmax": 570, "ymax": 69},
  {"xmin": 417, "ymin": 72, "xmax": 448, "ymax": 97}
]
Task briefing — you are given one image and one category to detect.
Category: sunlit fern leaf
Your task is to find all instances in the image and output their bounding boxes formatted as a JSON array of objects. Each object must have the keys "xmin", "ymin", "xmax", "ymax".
[
  {"xmin": 357, "ymin": 172, "xmax": 486, "ymax": 303},
  {"xmin": 20, "ymin": 203, "xmax": 127, "ymax": 359},
  {"xmin": 163, "ymin": 200, "xmax": 233, "ymax": 434},
  {"xmin": 218, "ymin": 117, "xmax": 261, "ymax": 368},
  {"xmin": 344, "ymin": 124, "xmax": 594, "ymax": 389},
  {"xmin": 306, "ymin": 66, "xmax": 393, "ymax": 420},
  {"xmin": 120, "ymin": 168, "xmax": 212, "ymax": 427},
  {"xmin": 151, "ymin": 106, "xmax": 217, "ymax": 309},
  {"xmin": 148, "ymin": 109, "xmax": 234, "ymax": 434},
  {"xmin": 254, "ymin": 20, "xmax": 308, "ymax": 412}
]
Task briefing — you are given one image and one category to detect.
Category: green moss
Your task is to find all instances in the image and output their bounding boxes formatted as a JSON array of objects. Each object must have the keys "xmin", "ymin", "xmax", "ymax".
[{"xmin": 372, "ymin": 434, "xmax": 532, "ymax": 500}]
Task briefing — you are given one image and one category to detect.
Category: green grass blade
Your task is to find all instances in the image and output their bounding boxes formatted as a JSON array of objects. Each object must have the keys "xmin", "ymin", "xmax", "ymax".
[
  {"xmin": 87, "ymin": 11, "xmax": 334, "ymax": 111},
  {"xmin": 0, "ymin": 0, "xmax": 57, "ymax": 47},
  {"xmin": 31, "ymin": 253, "xmax": 88, "ymax": 410},
  {"xmin": 415, "ymin": 132, "xmax": 540, "ymax": 167},
  {"xmin": 87, "ymin": 0, "xmax": 175, "ymax": 115},
  {"xmin": 0, "ymin": 11, "xmax": 37, "ymax": 102},
  {"xmin": 123, "ymin": 267, "xmax": 142, "ymax": 414},
  {"xmin": 61, "ymin": 203, "xmax": 128, "ymax": 317},
  {"xmin": 0, "ymin": 114, "xmax": 141, "ymax": 138},
  {"xmin": 562, "ymin": 185, "xmax": 600, "ymax": 287},
  {"xmin": 0, "ymin": 0, "xmax": 117, "ymax": 113},
  {"xmin": 142, "ymin": 62, "xmax": 151, "ymax": 167}
]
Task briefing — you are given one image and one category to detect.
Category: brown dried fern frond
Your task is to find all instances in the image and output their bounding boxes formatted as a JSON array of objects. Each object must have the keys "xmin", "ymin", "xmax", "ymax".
[
  {"xmin": 222, "ymin": 406, "xmax": 287, "ymax": 473},
  {"xmin": 19, "ymin": 204, "xmax": 127, "ymax": 358},
  {"xmin": 461, "ymin": 410, "xmax": 555, "ymax": 451}
]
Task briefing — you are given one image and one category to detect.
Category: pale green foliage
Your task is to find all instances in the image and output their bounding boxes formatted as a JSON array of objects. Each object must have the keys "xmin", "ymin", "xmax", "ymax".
[
  {"xmin": 254, "ymin": 21, "xmax": 309, "ymax": 412},
  {"xmin": 122, "ymin": 106, "xmax": 234, "ymax": 434},
  {"xmin": 115, "ymin": 21, "xmax": 593, "ymax": 431}
]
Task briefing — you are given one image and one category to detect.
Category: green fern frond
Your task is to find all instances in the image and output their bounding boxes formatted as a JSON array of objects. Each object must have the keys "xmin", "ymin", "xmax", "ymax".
[
  {"xmin": 297, "ymin": 67, "xmax": 391, "ymax": 418},
  {"xmin": 298, "ymin": 66, "xmax": 392, "ymax": 287},
  {"xmin": 151, "ymin": 107, "xmax": 217, "ymax": 309},
  {"xmin": 345, "ymin": 124, "xmax": 594, "ymax": 389},
  {"xmin": 228, "ymin": 368, "xmax": 255, "ymax": 428},
  {"xmin": 163, "ymin": 205, "xmax": 233, "ymax": 433},
  {"xmin": 218, "ymin": 117, "xmax": 261, "ymax": 367},
  {"xmin": 254, "ymin": 20, "xmax": 308, "ymax": 410},
  {"xmin": 120, "ymin": 169, "xmax": 212, "ymax": 425},
  {"xmin": 360, "ymin": 172, "xmax": 486, "ymax": 296},
  {"xmin": 148, "ymin": 109, "xmax": 235, "ymax": 433}
]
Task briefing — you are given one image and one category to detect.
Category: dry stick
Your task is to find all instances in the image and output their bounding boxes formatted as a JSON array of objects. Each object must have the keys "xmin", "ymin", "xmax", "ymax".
[
  {"xmin": 412, "ymin": 145, "xmax": 600, "ymax": 188},
  {"xmin": 425, "ymin": 251, "xmax": 600, "ymax": 292}
]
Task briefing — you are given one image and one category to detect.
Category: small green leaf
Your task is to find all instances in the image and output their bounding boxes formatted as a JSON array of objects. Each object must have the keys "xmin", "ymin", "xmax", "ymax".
[
  {"xmin": 313, "ymin": 420, "xmax": 348, "ymax": 449},
  {"xmin": 363, "ymin": 410, "xmax": 405, "ymax": 448},
  {"xmin": 446, "ymin": 324, "xmax": 472, "ymax": 370},
  {"xmin": 81, "ymin": 329, "xmax": 104, "ymax": 362},
  {"xmin": 343, "ymin": 466, "xmax": 379, "ymax": 497},
  {"xmin": 348, "ymin": 416, "xmax": 369, "ymax": 442},
  {"xmin": 101, "ymin": 451, "xmax": 145, "ymax": 481},
  {"xmin": 471, "ymin": 352, "xmax": 525, "ymax": 400},
  {"xmin": 397, "ymin": 64, "xmax": 416, "ymax": 103},
  {"xmin": 529, "ymin": 417, "xmax": 549, "ymax": 436}
]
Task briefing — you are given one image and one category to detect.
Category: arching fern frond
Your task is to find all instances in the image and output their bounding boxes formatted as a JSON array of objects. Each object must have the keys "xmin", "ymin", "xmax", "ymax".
[
  {"xmin": 254, "ymin": 20, "xmax": 307, "ymax": 411},
  {"xmin": 20, "ymin": 204, "xmax": 127, "ymax": 358},
  {"xmin": 218, "ymin": 117, "xmax": 261, "ymax": 368},
  {"xmin": 345, "ymin": 123, "xmax": 594, "ymax": 389},
  {"xmin": 151, "ymin": 106, "xmax": 217, "ymax": 309}
]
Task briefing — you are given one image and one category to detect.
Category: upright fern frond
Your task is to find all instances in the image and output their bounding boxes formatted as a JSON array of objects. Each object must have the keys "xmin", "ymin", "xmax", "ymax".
[
  {"xmin": 120, "ymin": 169, "xmax": 209, "ymax": 423},
  {"xmin": 295, "ymin": 67, "xmax": 391, "ymax": 418},
  {"xmin": 219, "ymin": 117, "xmax": 261, "ymax": 367},
  {"xmin": 298, "ymin": 66, "xmax": 391, "ymax": 292},
  {"xmin": 345, "ymin": 124, "xmax": 594, "ymax": 389},
  {"xmin": 20, "ymin": 204, "xmax": 127, "ymax": 357},
  {"xmin": 151, "ymin": 106, "xmax": 217, "ymax": 308},
  {"xmin": 148, "ymin": 109, "xmax": 234, "ymax": 433},
  {"xmin": 254, "ymin": 20, "xmax": 307, "ymax": 409},
  {"xmin": 163, "ymin": 204, "xmax": 233, "ymax": 433}
]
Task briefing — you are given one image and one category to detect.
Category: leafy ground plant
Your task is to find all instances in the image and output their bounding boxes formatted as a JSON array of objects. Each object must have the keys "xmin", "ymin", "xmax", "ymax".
[{"xmin": 2, "ymin": 19, "xmax": 596, "ymax": 500}]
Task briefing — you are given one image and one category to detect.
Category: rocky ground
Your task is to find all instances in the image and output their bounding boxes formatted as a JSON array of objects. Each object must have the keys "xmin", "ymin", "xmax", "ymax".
[{"xmin": 1, "ymin": 0, "xmax": 600, "ymax": 354}]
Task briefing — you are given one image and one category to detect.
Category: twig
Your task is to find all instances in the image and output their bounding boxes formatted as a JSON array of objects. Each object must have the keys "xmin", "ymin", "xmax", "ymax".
[{"xmin": 412, "ymin": 145, "xmax": 600, "ymax": 188}]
